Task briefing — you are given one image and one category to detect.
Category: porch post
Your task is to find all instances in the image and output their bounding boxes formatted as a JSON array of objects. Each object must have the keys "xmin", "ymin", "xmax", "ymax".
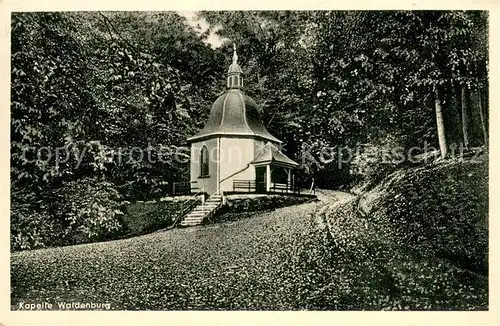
[
  {"xmin": 287, "ymin": 168, "xmax": 291, "ymax": 193},
  {"xmin": 266, "ymin": 164, "xmax": 271, "ymax": 192}
]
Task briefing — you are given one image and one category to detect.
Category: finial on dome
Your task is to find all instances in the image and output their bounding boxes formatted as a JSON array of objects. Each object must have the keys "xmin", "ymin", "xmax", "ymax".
[{"xmin": 232, "ymin": 43, "xmax": 238, "ymax": 64}]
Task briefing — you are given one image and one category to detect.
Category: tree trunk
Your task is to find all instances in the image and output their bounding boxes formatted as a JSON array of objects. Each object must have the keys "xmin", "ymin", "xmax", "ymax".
[
  {"xmin": 461, "ymin": 86, "xmax": 469, "ymax": 149},
  {"xmin": 435, "ymin": 86, "xmax": 447, "ymax": 158},
  {"xmin": 477, "ymin": 88, "xmax": 488, "ymax": 147},
  {"xmin": 167, "ymin": 170, "xmax": 174, "ymax": 195}
]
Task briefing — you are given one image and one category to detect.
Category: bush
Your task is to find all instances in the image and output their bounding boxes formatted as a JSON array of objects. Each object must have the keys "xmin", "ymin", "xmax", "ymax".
[
  {"xmin": 350, "ymin": 135, "xmax": 405, "ymax": 190},
  {"xmin": 11, "ymin": 197, "xmax": 63, "ymax": 251},
  {"xmin": 53, "ymin": 178, "xmax": 126, "ymax": 245},
  {"xmin": 11, "ymin": 178, "xmax": 196, "ymax": 251}
]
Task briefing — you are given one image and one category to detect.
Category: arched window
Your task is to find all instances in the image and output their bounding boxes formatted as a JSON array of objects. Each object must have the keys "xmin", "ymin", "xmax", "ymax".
[{"xmin": 200, "ymin": 146, "xmax": 209, "ymax": 177}]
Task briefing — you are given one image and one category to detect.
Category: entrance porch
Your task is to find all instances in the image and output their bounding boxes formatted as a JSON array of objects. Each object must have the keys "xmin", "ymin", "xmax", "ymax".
[{"xmin": 232, "ymin": 163, "xmax": 300, "ymax": 194}]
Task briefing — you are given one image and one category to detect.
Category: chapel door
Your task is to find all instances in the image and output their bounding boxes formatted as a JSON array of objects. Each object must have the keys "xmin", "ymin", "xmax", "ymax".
[{"xmin": 255, "ymin": 166, "xmax": 266, "ymax": 193}]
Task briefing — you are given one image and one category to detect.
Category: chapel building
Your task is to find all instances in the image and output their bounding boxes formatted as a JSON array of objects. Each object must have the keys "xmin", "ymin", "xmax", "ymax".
[{"xmin": 187, "ymin": 45, "xmax": 299, "ymax": 195}]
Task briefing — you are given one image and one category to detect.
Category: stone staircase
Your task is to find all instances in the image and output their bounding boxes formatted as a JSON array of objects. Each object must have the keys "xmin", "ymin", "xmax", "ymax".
[{"xmin": 180, "ymin": 194, "xmax": 223, "ymax": 227}]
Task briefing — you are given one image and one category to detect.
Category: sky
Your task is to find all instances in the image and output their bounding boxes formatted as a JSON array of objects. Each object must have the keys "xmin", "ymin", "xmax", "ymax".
[{"xmin": 177, "ymin": 11, "xmax": 227, "ymax": 48}]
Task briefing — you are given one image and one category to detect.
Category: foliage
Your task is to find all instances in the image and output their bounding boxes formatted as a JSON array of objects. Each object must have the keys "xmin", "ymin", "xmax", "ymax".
[
  {"xmin": 10, "ymin": 11, "xmax": 489, "ymax": 250},
  {"xmin": 373, "ymin": 160, "xmax": 488, "ymax": 274},
  {"xmin": 10, "ymin": 178, "xmax": 126, "ymax": 251},
  {"xmin": 350, "ymin": 134, "xmax": 407, "ymax": 188},
  {"xmin": 11, "ymin": 191, "xmax": 62, "ymax": 251},
  {"xmin": 53, "ymin": 178, "xmax": 126, "ymax": 245},
  {"xmin": 11, "ymin": 13, "xmax": 96, "ymax": 188},
  {"xmin": 10, "ymin": 12, "xmax": 219, "ymax": 249},
  {"xmin": 202, "ymin": 10, "xmax": 488, "ymax": 178}
]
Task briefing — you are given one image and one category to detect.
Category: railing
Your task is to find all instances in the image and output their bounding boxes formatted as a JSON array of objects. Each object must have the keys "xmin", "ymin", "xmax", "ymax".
[
  {"xmin": 188, "ymin": 190, "xmax": 223, "ymax": 224},
  {"xmin": 233, "ymin": 180, "xmax": 256, "ymax": 192},
  {"xmin": 232, "ymin": 180, "xmax": 302, "ymax": 194},
  {"xmin": 270, "ymin": 182, "xmax": 298, "ymax": 194},
  {"xmin": 169, "ymin": 189, "xmax": 203, "ymax": 228},
  {"xmin": 201, "ymin": 190, "xmax": 224, "ymax": 223}
]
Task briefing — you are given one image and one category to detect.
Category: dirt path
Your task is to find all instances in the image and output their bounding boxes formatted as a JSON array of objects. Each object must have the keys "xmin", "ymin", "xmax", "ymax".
[{"xmin": 11, "ymin": 191, "xmax": 349, "ymax": 310}]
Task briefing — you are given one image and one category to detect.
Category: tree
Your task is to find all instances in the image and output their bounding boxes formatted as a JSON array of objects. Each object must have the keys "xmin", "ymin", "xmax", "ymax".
[
  {"xmin": 435, "ymin": 86, "xmax": 448, "ymax": 158},
  {"xmin": 10, "ymin": 11, "xmax": 223, "ymax": 249}
]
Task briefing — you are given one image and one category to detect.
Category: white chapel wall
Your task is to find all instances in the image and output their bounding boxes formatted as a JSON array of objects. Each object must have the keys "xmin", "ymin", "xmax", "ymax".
[
  {"xmin": 219, "ymin": 137, "xmax": 256, "ymax": 192},
  {"xmin": 190, "ymin": 138, "xmax": 219, "ymax": 195}
]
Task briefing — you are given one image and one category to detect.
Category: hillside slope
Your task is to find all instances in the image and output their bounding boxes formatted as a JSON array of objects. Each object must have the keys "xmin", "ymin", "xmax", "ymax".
[
  {"xmin": 11, "ymin": 191, "xmax": 345, "ymax": 310},
  {"xmin": 320, "ymin": 158, "xmax": 488, "ymax": 309}
]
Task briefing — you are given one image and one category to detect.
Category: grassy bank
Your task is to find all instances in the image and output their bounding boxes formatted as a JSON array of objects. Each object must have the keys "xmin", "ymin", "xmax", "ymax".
[
  {"xmin": 320, "ymin": 159, "xmax": 488, "ymax": 310},
  {"xmin": 123, "ymin": 196, "xmax": 199, "ymax": 237}
]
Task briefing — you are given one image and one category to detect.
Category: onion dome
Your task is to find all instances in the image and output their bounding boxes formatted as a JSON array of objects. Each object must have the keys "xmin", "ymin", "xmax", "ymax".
[{"xmin": 188, "ymin": 44, "xmax": 281, "ymax": 144}]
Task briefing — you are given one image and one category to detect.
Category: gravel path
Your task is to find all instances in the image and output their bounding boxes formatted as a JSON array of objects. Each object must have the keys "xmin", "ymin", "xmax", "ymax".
[{"xmin": 11, "ymin": 191, "xmax": 348, "ymax": 310}]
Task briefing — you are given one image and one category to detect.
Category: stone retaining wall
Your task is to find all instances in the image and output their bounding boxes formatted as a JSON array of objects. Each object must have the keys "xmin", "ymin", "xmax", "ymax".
[{"xmin": 221, "ymin": 194, "xmax": 316, "ymax": 214}]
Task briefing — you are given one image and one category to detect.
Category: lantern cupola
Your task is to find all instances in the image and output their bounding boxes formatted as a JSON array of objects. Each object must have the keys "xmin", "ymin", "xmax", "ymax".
[{"xmin": 227, "ymin": 43, "xmax": 243, "ymax": 89}]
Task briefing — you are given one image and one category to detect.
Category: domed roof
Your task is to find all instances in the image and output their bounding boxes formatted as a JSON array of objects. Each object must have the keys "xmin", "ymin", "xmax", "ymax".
[
  {"xmin": 188, "ymin": 44, "xmax": 281, "ymax": 144},
  {"xmin": 187, "ymin": 89, "xmax": 281, "ymax": 143}
]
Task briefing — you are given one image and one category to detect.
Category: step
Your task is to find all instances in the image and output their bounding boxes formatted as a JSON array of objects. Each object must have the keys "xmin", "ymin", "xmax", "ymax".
[
  {"xmin": 189, "ymin": 212, "xmax": 216, "ymax": 217},
  {"xmin": 181, "ymin": 218, "xmax": 203, "ymax": 224},
  {"xmin": 183, "ymin": 215, "xmax": 204, "ymax": 220},
  {"xmin": 195, "ymin": 203, "xmax": 219, "ymax": 207},
  {"xmin": 188, "ymin": 210, "xmax": 210, "ymax": 214},
  {"xmin": 186, "ymin": 214, "xmax": 205, "ymax": 217},
  {"xmin": 183, "ymin": 212, "xmax": 215, "ymax": 220},
  {"xmin": 179, "ymin": 196, "xmax": 223, "ymax": 227},
  {"xmin": 181, "ymin": 220, "xmax": 203, "ymax": 225},
  {"xmin": 184, "ymin": 216, "xmax": 206, "ymax": 221},
  {"xmin": 189, "ymin": 212, "xmax": 213, "ymax": 216},
  {"xmin": 194, "ymin": 203, "xmax": 219, "ymax": 208},
  {"xmin": 187, "ymin": 211, "xmax": 212, "ymax": 216},
  {"xmin": 183, "ymin": 216, "xmax": 204, "ymax": 220},
  {"xmin": 182, "ymin": 215, "xmax": 204, "ymax": 220},
  {"xmin": 185, "ymin": 215, "xmax": 206, "ymax": 219},
  {"xmin": 192, "ymin": 205, "xmax": 219, "ymax": 209},
  {"xmin": 184, "ymin": 215, "xmax": 205, "ymax": 219},
  {"xmin": 199, "ymin": 200, "xmax": 221, "ymax": 203},
  {"xmin": 192, "ymin": 206, "xmax": 219, "ymax": 212},
  {"xmin": 186, "ymin": 213, "xmax": 208, "ymax": 218}
]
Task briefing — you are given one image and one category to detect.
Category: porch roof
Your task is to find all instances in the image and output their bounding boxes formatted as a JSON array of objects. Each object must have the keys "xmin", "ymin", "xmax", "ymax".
[{"xmin": 251, "ymin": 142, "xmax": 299, "ymax": 168}]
